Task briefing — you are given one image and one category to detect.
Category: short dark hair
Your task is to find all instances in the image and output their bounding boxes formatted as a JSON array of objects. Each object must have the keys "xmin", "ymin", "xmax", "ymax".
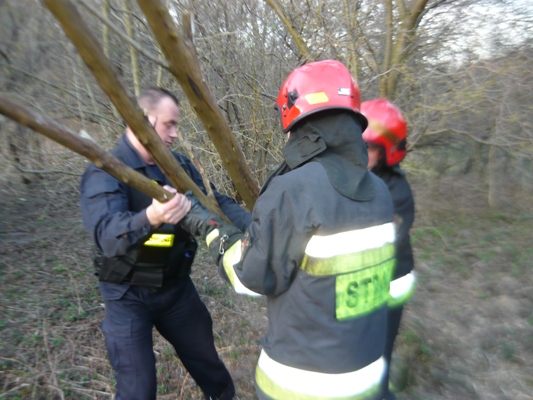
[{"xmin": 138, "ymin": 87, "xmax": 180, "ymax": 113}]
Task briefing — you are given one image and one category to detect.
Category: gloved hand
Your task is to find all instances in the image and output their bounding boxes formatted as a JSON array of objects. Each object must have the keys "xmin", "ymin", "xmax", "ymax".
[
  {"xmin": 180, "ymin": 191, "xmax": 224, "ymax": 238},
  {"xmin": 180, "ymin": 191, "xmax": 243, "ymax": 265}
]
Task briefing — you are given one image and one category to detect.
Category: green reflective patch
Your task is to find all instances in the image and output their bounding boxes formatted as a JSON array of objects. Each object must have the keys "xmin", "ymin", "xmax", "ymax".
[
  {"xmin": 301, "ymin": 244, "xmax": 394, "ymax": 276},
  {"xmin": 336, "ymin": 259, "xmax": 394, "ymax": 321},
  {"xmin": 256, "ymin": 365, "xmax": 380, "ymax": 400},
  {"xmin": 143, "ymin": 233, "xmax": 174, "ymax": 247}
]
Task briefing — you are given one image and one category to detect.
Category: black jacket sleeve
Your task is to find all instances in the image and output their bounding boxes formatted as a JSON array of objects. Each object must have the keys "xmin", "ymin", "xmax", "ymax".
[
  {"xmin": 380, "ymin": 169, "xmax": 415, "ymax": 278},
  {"xmin": 79, "ymin": 165, "xmax": 152, "ymax": 258},
  {"xmin": 233, "ymin": 173, "xmax": 313, "ymax": 296}
]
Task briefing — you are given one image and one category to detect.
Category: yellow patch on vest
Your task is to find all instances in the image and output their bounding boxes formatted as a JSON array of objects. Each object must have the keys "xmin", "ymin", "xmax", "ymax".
[{"xmin": 144, "ymin": 233, "xmax": 174, "ymax": 247}]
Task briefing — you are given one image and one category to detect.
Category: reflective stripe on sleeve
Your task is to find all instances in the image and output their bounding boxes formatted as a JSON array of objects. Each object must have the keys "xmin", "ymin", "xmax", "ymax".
[
  {"xmin": 206, "ymin": 229, "xmax": 219, "ymax": 248},
  {"xmin": 388, "ymin": 272, "xmax": 416, "ymax": 308},
  {"xmin": 256, "ymin": 350, "xmax": 384, "ymax": 400},
  {"xmin": 206, "ymin": 229, "xmax": 261, "ymax": 297}
]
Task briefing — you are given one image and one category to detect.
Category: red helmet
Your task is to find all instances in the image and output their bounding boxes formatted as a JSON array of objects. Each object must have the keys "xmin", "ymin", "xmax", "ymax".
[
  {"xmin": 275, "ymin": 60, "xmax": 367, "ymax": 133},
  {"xmin": 361, "ymin": 98, "xmax": 407, "ymax": 166}
]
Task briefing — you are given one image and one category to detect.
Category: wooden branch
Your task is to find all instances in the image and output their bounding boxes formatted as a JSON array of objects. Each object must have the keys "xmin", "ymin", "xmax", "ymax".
[
  {"xmin": 0, "ymin": 48, "xmax": 10, "ymax": 64},
  {"xmin": 409, "ymin": 0, "xmax": 431, "ymax": 30},
  {"xmin": 42, "ymin": 0, "xmax": 230, "ymax": 222},
  {"xmin": 135, "ymin": 2, "xmax": 260, "ymax": 209},
  {"xmin": 264, "ymin": 0, "xmax": 314, "ymax": 62},
  {"xmin": 99, "ymin": 0, "xmax": 120, "ymax": 122},
  {"xmin": 0, "ymin": 95, "xmax": 172, "ymax": 202}
]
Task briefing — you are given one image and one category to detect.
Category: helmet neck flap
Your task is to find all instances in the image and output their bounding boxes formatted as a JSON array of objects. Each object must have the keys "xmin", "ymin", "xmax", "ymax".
[{"xmin": 282, "ymin": 110, "xmax": 373, "ymax": 201}]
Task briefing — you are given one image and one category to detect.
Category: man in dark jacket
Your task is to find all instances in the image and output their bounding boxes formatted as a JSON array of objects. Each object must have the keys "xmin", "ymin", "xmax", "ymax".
[
  {"xmin": 361, "ymin": 98, "xmax": 416, "ymax": 400},
  {"xmin": 79, "ymin": 87, "xmax": 250, "ymax": 400},
  {"xmin": 180, "ymin": 60, "xmax": 396, "ymax": 400}
]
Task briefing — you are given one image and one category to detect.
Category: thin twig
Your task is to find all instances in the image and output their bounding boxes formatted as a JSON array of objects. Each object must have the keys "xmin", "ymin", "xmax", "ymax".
[
  {"xmin": 12, "ymin": 163, "xmax": 82, "ymax": 177},
  {"xmin": 78, "ymin": 0, "xmax": 169, "ymax": 70},
  {"xmin": 0, "ymin": 62, "xmax": 79, "ymax": 100},
  {"xmin": 179, "ymin": 372, "xmax": 191, "ymax": 400},
  {"xmin": 42, "ymin": 319, "xmax": 65, "ymax": 400},
  {"xmin": 67, "ymin": 255, "xmax": 84, "ymax": 314},
  {"xmin": 0, "ymin": 384, "xmax": 31, "ymax": 399}
]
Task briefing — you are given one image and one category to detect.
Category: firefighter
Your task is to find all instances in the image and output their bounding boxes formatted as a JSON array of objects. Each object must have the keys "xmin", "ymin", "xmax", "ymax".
[
  {"xmin": 180, "ymin": 60, "xmax": 396, "ymax": 399},
  {"xmin": 361, "ymin": 98, "xmax": 416, "ymax": 400},
  {"xmin": 79, "ymin": 87, "xmax": 251, "ymax": 400}
]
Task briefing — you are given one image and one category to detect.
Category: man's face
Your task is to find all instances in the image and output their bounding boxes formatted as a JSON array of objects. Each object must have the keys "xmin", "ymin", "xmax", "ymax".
[
  {"xmin": 366, "ymin": 143, "xmax": 382, "ymax": 170},
  {"xmin": 148, "ymin": 96, "xmax": 180, "ymax": 147}
]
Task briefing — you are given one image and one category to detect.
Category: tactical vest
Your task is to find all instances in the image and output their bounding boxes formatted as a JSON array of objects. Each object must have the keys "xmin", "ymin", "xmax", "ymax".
[
  {"xmin": 93, "ymin": 163, "xmax": 197, "ymax": 288},
  {"xmin": 93, "ymin": 224, "xmax": 197, "ymax": 288}
]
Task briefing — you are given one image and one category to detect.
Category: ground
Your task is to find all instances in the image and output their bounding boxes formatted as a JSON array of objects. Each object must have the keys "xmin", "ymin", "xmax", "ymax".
[{"xmin": 0, "ymin": 176, "xmax": 532, "ymax": 399}]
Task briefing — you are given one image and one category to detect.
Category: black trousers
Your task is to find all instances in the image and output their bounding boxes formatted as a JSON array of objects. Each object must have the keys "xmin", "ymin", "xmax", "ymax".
[{"xmin": 99, "ymin": 276, "xmax": 234, "ymax": 400}]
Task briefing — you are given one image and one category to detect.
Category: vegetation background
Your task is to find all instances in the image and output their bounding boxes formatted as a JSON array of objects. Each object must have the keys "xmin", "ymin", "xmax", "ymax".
[{"xmin": 1, "ymin": 0, "xmax": 532, "ymax": 399}]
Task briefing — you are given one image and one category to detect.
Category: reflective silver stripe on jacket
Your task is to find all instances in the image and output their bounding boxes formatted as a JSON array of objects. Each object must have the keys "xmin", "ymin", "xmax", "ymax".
[
  {"xmin": 301, "ymin": 223, "xmax": 395, "ymax": 277},
  {"xmin": 305, "ymin": 223, "xmax": 395, "ymax": 258},
  {"xmin": 256, "ymin": 349, "xmax": 385, "ymax": 399}
]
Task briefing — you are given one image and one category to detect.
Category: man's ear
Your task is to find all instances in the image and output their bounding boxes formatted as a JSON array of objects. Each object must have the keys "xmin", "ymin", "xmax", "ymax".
[{"xmin": 145, "ymin": 114, "xmax": 158, "ymax": 129}]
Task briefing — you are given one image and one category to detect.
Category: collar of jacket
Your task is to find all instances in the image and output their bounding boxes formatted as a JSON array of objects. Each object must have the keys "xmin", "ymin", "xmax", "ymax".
[
  {"xmin": 372, "ymin": 163, "xmax": 405, "ymax": 177},
  {"xmin": 281, "ymin": 110, "xmax": 374, "ymax": 201},
  {"xmin": 259, "ymin": 161, "xmax": 292, "ymax": 195},
  {"xmin": 114, "ymin": 134, "xmax": 170, "ymax": 185},
  {"xmin": 115, "ymin": 134, "xmax": 148, "ymax": 170}
]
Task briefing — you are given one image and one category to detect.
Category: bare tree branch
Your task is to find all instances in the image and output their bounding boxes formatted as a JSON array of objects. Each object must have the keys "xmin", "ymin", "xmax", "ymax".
[
  {"xmin": 12, "ymin": 163, "xmax": 81, "ymax": 177},
  {"xmin": 78, "ymin": 0, "xmax": 169, "ymax": 71},
  {"xmin": 264, "ymin": 0, "xmax": 314, "ymax": 63},
  {"xmin": 0, "ymin": 61, "xmax": 80, "ymax": 100},
  {"xmin": 121, "ymin": 0, "xmax": 140, "ymax": 96},
  {"xmin": 176, "ymin": 129, "xmax": 215, "ymax": 200}
]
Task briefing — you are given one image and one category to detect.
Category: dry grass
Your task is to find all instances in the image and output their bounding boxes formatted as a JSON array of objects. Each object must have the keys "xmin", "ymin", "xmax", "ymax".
[{"xmin": 1, "ymin": 173, "xmax": 532, "ymax": 399}]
